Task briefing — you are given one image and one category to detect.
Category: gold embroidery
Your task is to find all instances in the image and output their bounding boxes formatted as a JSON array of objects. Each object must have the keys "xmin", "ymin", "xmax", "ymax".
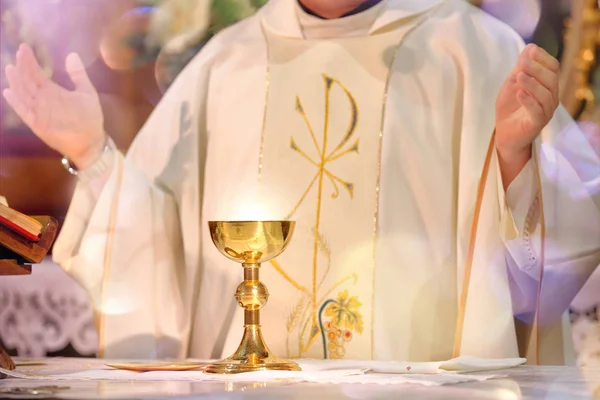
[
  {"xmin": 318, "ymin": 274, "xmax": 358, "ymax": 305},
  {"xmin": 270, "ymin": 259, "xmax": 311, "ymax": 297},
  {"xmin": 297, "ymin": 76, "xmax": 356, "ymax": 331},
  {"xmin": 286, "ymin": 297, "xmax": 305, "ymax": 355},
  {"xmin": 321, "ymin": 290, "xmax": 364, "ymax": 359},
  {"xmin": 315, "ymin": 228, "xmax": 332, "ymax": 292},
  {"xmin": 257, "ymin": 26, "xmax": 272, "ymax": 182},
  {"xmin": 259, "ymin": 0, "xmax": 448, "ymax": 359},
  {"xmin": 533, "ymin": 145, "xmax": 546, "ymax": 365},
  {"xmin": 323, "ymin": 290, "xmax": 364, "ymax": 334},
  {"xmin": 268, "ymin": 74, "xmax": 361, "ymax": 356},
  {"xmin": 287, "ymin": 297, "xmax": 306, "ymax": 333}
]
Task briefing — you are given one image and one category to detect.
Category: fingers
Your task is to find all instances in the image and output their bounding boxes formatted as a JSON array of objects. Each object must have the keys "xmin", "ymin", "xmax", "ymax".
[
  {"xmin": 15, "ymin": 50, "xmax": 39, "ymax": 99},
  {"xmin": 4, "ymin": 43, "xmax": 47, "ymax": 108},
  {"xmin": 2, "ymin": 88, "xmax": 35, "ymax": 127},
  {"xmin": 3, "ymin": 43, "xmax": 43, "ymax": 128},
  {"xmin": 518, "ymin": 52, "xmax": 559, "ymax": 105},
  {"xmin": 512, "ymin": 44, "xmax": 559, "ymax": 121},
  {"xmin": 5, "ymin": 64, "xmax": 33, "ymax": 108},
  {"xmin": 527, "ymin": 43, "xmax": 560, "ymax": 74},
  {"xmin": 65, "ymin": 53, "xmax": 94, "ymax": 92},
  {"xmin": 18, "ymin": 43, "xmax": 48, "ymax": 87},
  {"xmin": 516, "ymin": 89, "xmax": 544, "ymax": 119},
  {"xmin": 516, "ymin": 71, "xmax": 554, "ymax": 118}
]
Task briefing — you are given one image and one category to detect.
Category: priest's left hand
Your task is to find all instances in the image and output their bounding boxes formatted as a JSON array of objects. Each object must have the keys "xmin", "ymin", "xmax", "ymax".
[{"xmin": 495, "ymin": 43, "xmax": 560, "ymax": 188}]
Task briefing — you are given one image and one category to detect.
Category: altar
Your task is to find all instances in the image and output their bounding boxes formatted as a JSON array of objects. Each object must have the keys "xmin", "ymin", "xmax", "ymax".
[
  {"xmin": 0, "ymin": 1, "xmax": 600, "ymax": 397},
  {"xmin": 0, "ymin": 360, "xmax": 599, "ymax": 399}
]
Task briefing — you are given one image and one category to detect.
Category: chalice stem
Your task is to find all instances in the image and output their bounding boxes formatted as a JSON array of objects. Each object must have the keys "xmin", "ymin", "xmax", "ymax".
[
  {"xmin": 243, "ymin": 262, "xmax": 262, "ymax": 325},
  {"xmin": 243, "ymin": 262, "xmax": 260, "ymax": 281},
  {"xmin": 226, "ymin": 262, "xmax": 271, "ymax": 363}
]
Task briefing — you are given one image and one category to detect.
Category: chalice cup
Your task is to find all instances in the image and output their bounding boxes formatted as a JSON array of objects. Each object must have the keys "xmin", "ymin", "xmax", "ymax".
[{"xmin": 205, "ymin": 221, "xmax": 301, "ymax": 374}]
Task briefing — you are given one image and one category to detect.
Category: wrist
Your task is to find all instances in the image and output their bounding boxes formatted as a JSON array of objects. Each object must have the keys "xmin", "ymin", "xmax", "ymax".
[
  {"xmin": 71, "ymin": 134, "xmax": 108, "ymax": 170},
  {"xmin": 77, "ymin": 138, "xmax": 115, "ymax": 184},
  {"xmin": 496, "ymin": 143, "xmax": 532, "ymax": 190},
  {"xmin": 495, "ymin": 142, "xmax": 532, "ymax": 166},
  {"xmin": 61, "ymin": 135, "xmax": 115, "ymax": 183}
]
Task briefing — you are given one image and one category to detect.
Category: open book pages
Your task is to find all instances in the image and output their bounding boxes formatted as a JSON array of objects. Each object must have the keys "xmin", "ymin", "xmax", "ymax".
[{"xmin": 0, "ymin": 203, "xmax": 43, "ymax": 242}]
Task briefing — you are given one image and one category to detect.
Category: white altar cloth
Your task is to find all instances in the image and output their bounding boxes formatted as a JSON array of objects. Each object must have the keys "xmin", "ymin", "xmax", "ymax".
[{"xmin": 1, "ymin": 357, "xmax": 524, "ymax": 386}]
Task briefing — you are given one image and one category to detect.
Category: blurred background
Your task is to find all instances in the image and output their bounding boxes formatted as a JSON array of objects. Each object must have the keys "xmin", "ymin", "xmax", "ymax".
[{"xmin": 0, "ymin": 0, "xmax": 598, "ymax": 363}]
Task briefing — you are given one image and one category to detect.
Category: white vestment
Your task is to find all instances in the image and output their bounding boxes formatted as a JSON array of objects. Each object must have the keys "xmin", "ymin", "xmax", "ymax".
[{"xmin": 53, "ymin": 0, "xmax": 600, "ymax": 363}]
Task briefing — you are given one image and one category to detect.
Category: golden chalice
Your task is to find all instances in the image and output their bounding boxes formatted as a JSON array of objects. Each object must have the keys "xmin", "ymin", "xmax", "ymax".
[{"xmin": 205, "ymin": 221, "xmax": 301, "ymax": 374}]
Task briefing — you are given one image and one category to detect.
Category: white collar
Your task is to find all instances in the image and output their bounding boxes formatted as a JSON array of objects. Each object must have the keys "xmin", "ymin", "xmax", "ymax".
[
  {"xmin": 294, "ymin": 0, "xmax": 386, "ymax": 39},
  {"xmin": 259, "ymin": 0, "xmax": 446, "ymax": 38}
]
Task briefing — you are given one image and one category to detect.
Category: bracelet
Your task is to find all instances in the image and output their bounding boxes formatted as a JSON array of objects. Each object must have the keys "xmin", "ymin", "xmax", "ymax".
[
  {"xmin": 61, "ymin": 156, "xmax": 80, "ymax": 176},
  {"xmin": 61, "ymin": 138, "xmax": 115, "ymax": 183}
]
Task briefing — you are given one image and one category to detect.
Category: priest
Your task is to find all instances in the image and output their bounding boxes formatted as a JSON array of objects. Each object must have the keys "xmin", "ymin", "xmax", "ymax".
[{"xmin": 4, "ymin": 0, "xmax": 600, "ymax": 364}]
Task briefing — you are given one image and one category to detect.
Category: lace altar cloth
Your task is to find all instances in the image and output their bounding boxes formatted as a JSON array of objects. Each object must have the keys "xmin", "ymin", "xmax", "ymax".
[{"xmin": 0, "ymin": 258, "xmax": 98, "ymax": 357}]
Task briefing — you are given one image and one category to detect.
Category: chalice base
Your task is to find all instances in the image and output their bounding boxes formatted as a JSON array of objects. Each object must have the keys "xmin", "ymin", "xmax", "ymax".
[{"xmin": 205, "ymin": 325, "xmax": 301, "ymax": 374}]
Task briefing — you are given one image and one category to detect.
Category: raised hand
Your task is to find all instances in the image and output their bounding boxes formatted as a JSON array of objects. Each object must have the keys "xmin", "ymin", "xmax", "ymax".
[
  {"xmin": 3, "ymin": 44, "xmax": 106, "ymax": 170},
  {"xmin": 495, "ymin": 43, "xmax": 560, "ymax": 187}
]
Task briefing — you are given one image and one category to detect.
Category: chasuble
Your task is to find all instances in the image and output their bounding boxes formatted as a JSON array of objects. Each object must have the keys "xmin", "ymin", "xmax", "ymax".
[{"xmin": 53, "ymin": 0, "xmax": 600, "ymax": 363}]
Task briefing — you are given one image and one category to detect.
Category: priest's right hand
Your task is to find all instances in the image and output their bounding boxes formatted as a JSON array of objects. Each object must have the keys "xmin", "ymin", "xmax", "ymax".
[{"xmin": 2, "ymin": 44, "xmax": 105, "ymax": 170}]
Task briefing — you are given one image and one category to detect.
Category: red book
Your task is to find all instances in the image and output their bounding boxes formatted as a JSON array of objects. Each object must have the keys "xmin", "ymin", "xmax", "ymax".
[{"xmin": 0, "ymin": 203, "xmax": 42, "ymax": 242}]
